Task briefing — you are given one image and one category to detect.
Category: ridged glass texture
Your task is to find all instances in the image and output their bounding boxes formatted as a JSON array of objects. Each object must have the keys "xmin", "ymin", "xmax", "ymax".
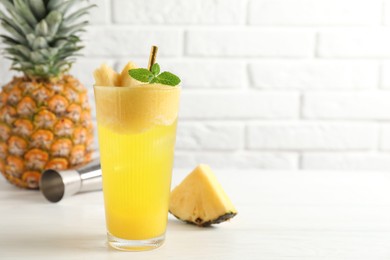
[{"xmin": 94, "ymin": 85, "xmax": 180, "ymax": 251}]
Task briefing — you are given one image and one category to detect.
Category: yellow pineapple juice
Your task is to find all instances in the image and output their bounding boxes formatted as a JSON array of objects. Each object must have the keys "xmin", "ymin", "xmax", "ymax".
[{"xmin": 94, "ymin": 84, "xmax": 180, "ymax": 250}]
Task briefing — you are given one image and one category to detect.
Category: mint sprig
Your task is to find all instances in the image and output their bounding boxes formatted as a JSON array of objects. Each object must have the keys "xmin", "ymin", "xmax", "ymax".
[
  {"xmin": 128, "ymin": 68, "xmax": 152, "ymax": 82},
  {"xmin": 129, "ymin": 63, "xmax": 181, "ymax": 86}
]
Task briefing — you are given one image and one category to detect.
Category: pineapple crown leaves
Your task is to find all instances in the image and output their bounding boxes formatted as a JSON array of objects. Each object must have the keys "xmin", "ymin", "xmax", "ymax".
[{"xmin": 0, "ymin": 0, "xmax": 95, "ymax": 80}]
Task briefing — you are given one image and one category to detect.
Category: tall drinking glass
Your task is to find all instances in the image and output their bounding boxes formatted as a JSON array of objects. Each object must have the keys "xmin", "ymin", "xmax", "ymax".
[{"xmin": 94, "ymin": 84, "xmax": 181, "ymax": 251}]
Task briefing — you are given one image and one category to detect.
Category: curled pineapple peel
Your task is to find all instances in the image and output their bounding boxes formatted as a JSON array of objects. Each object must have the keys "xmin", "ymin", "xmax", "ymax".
[{"xmin": 93, "ymin": 62, "xmax": 139, "ymax": 87}]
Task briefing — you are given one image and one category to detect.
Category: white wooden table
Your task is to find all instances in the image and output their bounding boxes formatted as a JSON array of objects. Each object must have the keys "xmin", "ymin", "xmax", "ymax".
[{"xmin": 1, "ymin": 170, "xmax": 390, "ymax": 260}]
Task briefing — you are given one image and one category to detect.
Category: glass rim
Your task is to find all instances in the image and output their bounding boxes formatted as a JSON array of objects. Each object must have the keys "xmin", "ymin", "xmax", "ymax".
[{"xmin": 94, "ymin": 84, "xmax": 181, "ymax": 92}]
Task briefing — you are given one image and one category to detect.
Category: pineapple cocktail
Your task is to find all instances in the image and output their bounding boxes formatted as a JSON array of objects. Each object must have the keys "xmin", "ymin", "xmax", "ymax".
[{"xmin": 94, "ymin": 49, "xmax": 181, "ymax": 251}]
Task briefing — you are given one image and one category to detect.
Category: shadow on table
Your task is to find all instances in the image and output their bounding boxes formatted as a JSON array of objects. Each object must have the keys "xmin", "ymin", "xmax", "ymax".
[
  {"xmin": 167, "ymin": 218, "xmax": 217, "ymax": 231},
  {"xmin": 2, "ymin": 231, "xmax": 110, "ymax": 254},
  {"xmin": 1, "ymin": 181, "xmax": 103, "ymax": 204},
  {"xmin": 0, "ymin": 190, "xmax": 48, "ymax": 204}
]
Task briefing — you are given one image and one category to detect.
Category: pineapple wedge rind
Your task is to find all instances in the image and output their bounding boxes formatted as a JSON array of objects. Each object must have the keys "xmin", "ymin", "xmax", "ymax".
[
  {"xmin": 169, "ymin": 164, "xmax": 237, "ymax": 227},
  {"xmin": 171, "ymin": 211, "xmax": 237, "ymax": 227}
]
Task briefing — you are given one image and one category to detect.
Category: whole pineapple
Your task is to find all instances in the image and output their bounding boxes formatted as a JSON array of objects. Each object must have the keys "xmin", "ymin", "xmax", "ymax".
[{"xmin": 0, "ymin": 0, "xmax": 94, "ymax": 189}]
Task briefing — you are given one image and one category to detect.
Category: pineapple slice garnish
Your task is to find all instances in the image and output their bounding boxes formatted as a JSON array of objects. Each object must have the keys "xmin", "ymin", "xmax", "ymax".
[
  {"xmin": 93, "ymin": 63, "xmax": 120, "ymax": 86},
  {"xmin": 93, "ymin": 62, "xmax": 141, "ymax": 87},
  {"xmin": 119, "ymin": 62, "xmax": 140, "ymax": 87}
]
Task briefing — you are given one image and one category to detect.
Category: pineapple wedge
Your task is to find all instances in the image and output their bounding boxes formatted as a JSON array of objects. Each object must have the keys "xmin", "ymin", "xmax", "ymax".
[
  {"xmin": 119, "ymin": 62, "xmax": 140, "ymax": 87},
  {"xmin": 169, "ymin": 164, "xmax": 237, "ymax": 227},
  {"xmin": 93, "ymin": 63, "xmax": 120, "ymax": 86}
]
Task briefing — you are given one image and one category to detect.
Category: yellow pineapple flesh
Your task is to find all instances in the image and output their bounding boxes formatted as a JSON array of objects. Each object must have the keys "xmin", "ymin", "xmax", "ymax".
[
  {"xmin": 118, "ymin": 62, "xmax": 140, "ymax": 87},
  {"xmin": 93, "ymin": 64, "xmax": 120, "ymax": 86},
  {"xmin": 169, "ymin": 164, "xmax": 237, "ymax": 227}
]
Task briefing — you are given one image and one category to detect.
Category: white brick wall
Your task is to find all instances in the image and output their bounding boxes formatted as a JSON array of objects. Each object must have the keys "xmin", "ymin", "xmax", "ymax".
[
  {"xmin": 318, "ymin": 29, "xmax": 390, "ymax": 58},
  {"xmin": 186, "ymin": 29, "xmax": 314, "ymax": 57},
  {"xmin": 2, "ymin": 0, "xmax": 390, "ymax": 171},
  {"xmin": 84, "ymin": 27, "xmax": 183, "ymax": 57},
  {"xmin": 112, "ymin": 0, "xmax": 246, "ymax": 25},
  {"xmin": 302, "ymin": 153, "xmax": 390, "ymax": 171},
  {"xmin": 250, "ymin": 60, "xmax": 378, "ymax": 90},
  {"xmin": 176, "ymin": 122, "xmax": 242, "ymax": 151},
  {"xmin": 304, "ymin": 92, "xmax": 390, "ymax": 120},
  {"xmin": 180, "ymin": 92, "xmax": 299, "ymax": 119},
  {"xmin": 247, "ymin": 122, "xmax": 378, "ymax": 151},
  {"xmin": 249, "ymin": 0, "xmax": 382, "ymax": 26}
]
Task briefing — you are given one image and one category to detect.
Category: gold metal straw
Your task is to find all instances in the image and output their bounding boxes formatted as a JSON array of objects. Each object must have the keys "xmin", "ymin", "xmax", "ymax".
[{"xmin": 148, "ymin": 45, "xmax": 158, "ymax": 71}]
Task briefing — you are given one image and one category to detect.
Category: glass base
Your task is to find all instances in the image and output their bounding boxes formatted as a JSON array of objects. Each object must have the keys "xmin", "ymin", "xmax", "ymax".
[{"xmin": 107, "ymin": 232, "xmax": 165, "ymax": 251}]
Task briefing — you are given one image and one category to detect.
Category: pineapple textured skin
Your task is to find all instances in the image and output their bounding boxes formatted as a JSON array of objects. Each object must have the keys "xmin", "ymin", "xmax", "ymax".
[{"xmin": 0, "ymin": 76, "xmax": 94, "ymax": 189}]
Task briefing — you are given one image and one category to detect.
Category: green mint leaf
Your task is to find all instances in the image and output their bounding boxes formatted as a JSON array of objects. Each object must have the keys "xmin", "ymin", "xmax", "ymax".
[
  {"xmin": 148, "ymin": 74, "xmax": 155, "ymax": 82},
  {"xmin": 128, "ymin": 63, "xmax": 181, "ymax": 86},
  {"xmin": 129, "ymin": 68, "xmax": 153, "ymax": 82},
  {"xmin": 150, "ymin": 77, "xmax": 159, "ymax": 83},
  {"xmin": 151, "ymin": 63, "xmax": 160, "ymax": 75},
  {"xmin": 156, "ymin": 71, "xmax": 181, "ymax": 86}
]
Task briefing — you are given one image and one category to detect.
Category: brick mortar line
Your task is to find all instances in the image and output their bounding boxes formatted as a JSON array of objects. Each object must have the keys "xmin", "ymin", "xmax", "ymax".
[
  {"xmin": 301, "ymin": 151, "xmax": 390, "ymax": 155},
  {"xmin": 243, "ymin": 124, "xmax": 249, "ymax": 150},
  {"xmin": 89, "ymin": 118, "xmax": 388, "ymax": 124},
  {"xmin": 182, "ymin": 30, "xmax": 189, "ymax": 56},
  {"xmin": 87, "ymin": 24, "xmax": 321, "ymax": 31},
  {"xmin": 239, "ymin": 124, "xmax": 246, "ymax": 150},
  {"xmin": 106, "ymin": 0, "xmax": 113, "ymax": 25},
  {"xmin": 299, "ymin": 92, "xmax": 305, "ymax": 120},
  {"xmin": 80, "ymin": 56, "xmax": 390, "ymax": 62},
  {"xmin": 177, "ymin": 119, "xmax": 384, "ymax": 124},
  {"xmin": 244, "ymin": 62, "xmax": 251, "ymax": 90},
  {"xmin": 87, "ymin": 117, "xmax": 388, "ymax": 127},
  {"xmin": 379, "ymin": 60, "xmax": 384, "ymax": 89},
  {"xmin": 382, "ymin": 0, "xmax": 387, "ymax": 26},
  {"xmin": 374, "ymin": 123, "xmax": 382, "ymax": 152},
  {"xmin": 314, "ymin": 31, "xmax": 320, "ymax": 58},
  {"xmin": 244, "ymin": 0, "xmax": 250, "ymax": 25},
  {"xmin": 175, "ymin": 149, "xmax": 390, "ymax": 154},
  {"xmin": 88, "ymin": 24, "xmax": 390, "ymax": 30},
  {"xmin": 176, "ymin": 150, "xmax": 299, "ymax": 154},
  {"xmin": 245, "ymin": 148, "xmax": 380, "ymax": 152},
  {"xmin": 84, "ymin": 55, "xmax": 320, "ymax": 60},
  {"xmin": 298, "ymin": 152, "xmax": 304, "ymax": 170}
]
